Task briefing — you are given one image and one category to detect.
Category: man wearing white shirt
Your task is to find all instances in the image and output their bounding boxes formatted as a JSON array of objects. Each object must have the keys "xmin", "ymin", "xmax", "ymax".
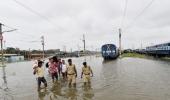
[{"xmin": 61, "ymin": 60, "xmax": 67, "ymax": 80}]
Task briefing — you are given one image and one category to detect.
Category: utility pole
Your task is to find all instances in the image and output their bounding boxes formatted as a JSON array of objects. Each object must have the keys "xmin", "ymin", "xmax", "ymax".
[
  {"xmin": 63, "ymin": 45, "xmax": 67, "ymax": 52},
  {"xmin": 65, "ymin": 46, "xmax": 67, "ymax": 52},
  {"xmin": 41, "ymin": 36, "xmax": 45, "ymax": 60},
  {"xmin": 0, "ymin": 23, "xmax": 4, "ymax": 66},
  {"xmin": 0, "ymin": 23, "xmax": 7, "ymax": 90},
  {"xmin": 77, "ymin": 44, "xmax": 80, "ymax": 51},
  {"xmin": 119, "ymin": 28, "xmax": 122, "ymax": 56},
  {"xmin": 4, "ymin": 40, "xmax": 6, "ymax": 54},
  {"xmin": 83, "ymin": 34, "xmax": 86, "ymax": 52},
  {"xmin": 0, "ymin": 23, "xmax": 16, "ymax": 63},
  {"xmin": 70, "ymin": 48, "xmax": 72, "ymax": 53},
  {"xmin": 0, "ymin": 23, "xmax": 16, "ymax": 90},
  {"xmin": 28, "ymin": 50, "xmax": 30, "ymax": 60},
  {"xmin": 77, "ymin": 44, "xmax": 80, "ymax": 57}
]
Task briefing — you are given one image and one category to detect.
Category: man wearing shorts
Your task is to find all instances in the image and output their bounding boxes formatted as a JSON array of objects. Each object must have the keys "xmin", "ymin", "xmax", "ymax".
[
  {"xmin": 33, "ymin": 60, "xmax": 47, "ymax": 91},
  {"xmin": 66, "ymin": 59, "xmax": 77, "ymax": 87},
  {"xmin": 81, "ymin": 62, "xmax": 93, "ymax": 85}
]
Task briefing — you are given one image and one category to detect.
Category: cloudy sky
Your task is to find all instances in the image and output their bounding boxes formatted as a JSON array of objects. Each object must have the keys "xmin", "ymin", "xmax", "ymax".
[{"xmin": 0, "ymin": 0, "xmax": 170, "ymax": 51}]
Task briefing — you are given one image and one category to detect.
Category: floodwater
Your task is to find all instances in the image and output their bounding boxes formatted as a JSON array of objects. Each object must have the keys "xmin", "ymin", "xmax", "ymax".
[{"xmin": 1, "ymin": 56, "xmax": 170, "ymax": 100}]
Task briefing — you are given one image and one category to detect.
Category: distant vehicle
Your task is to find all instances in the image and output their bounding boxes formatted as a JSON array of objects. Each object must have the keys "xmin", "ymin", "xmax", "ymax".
[
  {"xmin": 123, "ymin": 49, "xmax": 133, "ymax": 53},
  {"xmin": 146, "ymin": 42, "xmax": 170, "ymax": 57},
  {"xmin": 101, "ymin": 44, "xmax": 119, "ymax": 60}
]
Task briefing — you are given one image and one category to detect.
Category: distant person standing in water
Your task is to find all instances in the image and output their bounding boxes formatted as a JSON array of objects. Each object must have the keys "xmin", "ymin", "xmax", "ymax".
[
  {"xmin": 58, "ymin": 58, "xmax": 62, "ymax": 77},
  {"xmin": 81, "ymin": 62, "xmax": 93, "ymax": 85},
  {"xmin": 61, "ymin": 60, "xmax": 67, "ymax": 80},
  {"xmin": 33, "ymin": 60, "xmax": 47, "ymax": 91},
  {"xmin": 66, "ymin": 59, "xmax": 77, "ymax": 87}
]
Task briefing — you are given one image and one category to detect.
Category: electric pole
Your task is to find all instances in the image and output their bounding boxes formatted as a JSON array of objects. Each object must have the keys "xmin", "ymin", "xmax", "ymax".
[
  {"xmin": 141, "ymin": 43, "xmax": 143, "ymax": 49},
  {"xmin": 77, "ymin": 44, "xmax": 80, "ymax": 57},
  {"xmin": 77, "ymin": 44, "xmax": 80, "ymax": 51},
  {"xmin": 0, "ymin": 23, "xmax": 7, "ymax": 90},
  {"xmin": 29, "ymin": 48, "xmax": 31, "ymax": 60},
  {"xmin": 0, "ymin": 23, "xmax": 4, "ymax": 66},
  {"xmin": 119, "ymin": 28, "xmax": 122, "ymax": 56},
  {"xmin": 0, "ymin": 23, "xmax": 5, "ymax": 89},
  {"xmin": 83, "ymin": 34, "xmax": 86, "ymax": 52},
  {"xmin": 0, "ymin": 23, "xmax": 17, "ymax": 64},
  {"xmin": 4, "ymin": 40, "xmax": 6, "ymax": 54},
  {"xmin": 41, "ymin": 36, "xmax": 45, "ymax": 60},
  {"xmin": 70, "ymin": 48, "xmax": 72, "ymax": 53},
  {"xmin": 0, "ymin": 23, "xmax": 8, "ymax": 89},
  {"xmin": 0, "ymin": 23, "xmax": 16, "ymax": 90},
  {"xmin": 63, "ymin": 45, "xmax": 67, "ymax": 52}
]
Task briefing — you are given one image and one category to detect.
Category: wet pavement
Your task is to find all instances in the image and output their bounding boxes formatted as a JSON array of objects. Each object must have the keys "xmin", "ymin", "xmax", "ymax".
[{"xmin": 1, "ymin": 56, "xmax": 170, "ymax": 100}]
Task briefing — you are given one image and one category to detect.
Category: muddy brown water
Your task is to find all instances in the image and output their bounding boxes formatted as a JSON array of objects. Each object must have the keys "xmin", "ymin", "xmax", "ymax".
[{"xmin": 1, "ymin": 56, "xmax": 170, "ymax": 100}]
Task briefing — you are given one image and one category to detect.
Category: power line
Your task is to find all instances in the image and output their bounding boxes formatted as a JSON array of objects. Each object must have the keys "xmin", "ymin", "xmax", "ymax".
[
  {"xmin": 125, "ymin": 0, "xmax": 155, "ymax": 30},
  {"xmin": 15, "ymin": 31, "xmax": 39, "ymax": 39},
  {"xmin": 12, "ymin": 0, "xmax": 60, "ymax": 33},
  {"xmin": 1, "ymin": 24, "xmax": 17, "ymax": 33},
  {"xmin": 17, "ymin": 40, "xmax": 40, "ymax": 43},
  {"xmin": 2, "ymin": 24, "xmax": 17, "ymax": 31},
  {"xmin": 2, "ymin": 22, "xmax": 45, "ymax": 41},
  {"xmin": 2, "ymin": 23, "xmax": 40, "ymax": 39},
  {"xmin": 5, "ymin": 39, "xmax": 42, "ymax": 49},
  {"xmin": 121, "ymin": 0, "xmax": 128, "ymax": 28}
]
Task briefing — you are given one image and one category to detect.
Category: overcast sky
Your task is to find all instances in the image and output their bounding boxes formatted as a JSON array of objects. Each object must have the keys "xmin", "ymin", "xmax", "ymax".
[{"xmin": 0, "ymin": 0, "xmax": 170, "ymax": 51}]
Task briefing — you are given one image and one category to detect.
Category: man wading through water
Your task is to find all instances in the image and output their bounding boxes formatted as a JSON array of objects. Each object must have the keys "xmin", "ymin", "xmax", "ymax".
[
  {"xmin": 66, "ymin": 59, "xmax": 77, "ymax": 87},
  {"xmin": 33, "ymin": 60, "xmax": 47, "ymax": 91},
  {"xmin": 81, "ymin": 62, "xmax": 93, "ymax": 85},
  {"xmin": 49, "ymin": 57, "xmax": 58, "ymax": 83},
  {"xmin": 61, "ymin": 60, "xmax": 67, "ymax": 80}
]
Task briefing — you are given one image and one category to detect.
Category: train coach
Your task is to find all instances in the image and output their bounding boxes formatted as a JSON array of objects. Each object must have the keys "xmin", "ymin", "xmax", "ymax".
[
  {"xmin": 146, "ymin": 42, "xmax": 170, "ymax": 57},
  {"xmin": 101, "ymin": 44, "xmax": 119, "ymax": 60}
]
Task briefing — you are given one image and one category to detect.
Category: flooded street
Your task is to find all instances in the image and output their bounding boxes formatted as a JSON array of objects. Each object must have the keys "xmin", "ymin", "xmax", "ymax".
[{"xmin": 1, "ymin": 56, "xmax": 170, "ymax": 100}]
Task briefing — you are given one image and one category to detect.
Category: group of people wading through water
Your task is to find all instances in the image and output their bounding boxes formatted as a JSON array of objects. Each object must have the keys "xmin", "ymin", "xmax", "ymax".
[{"xmin": 33, "ymin": 56, "xmax": 93, "ymax": 91}]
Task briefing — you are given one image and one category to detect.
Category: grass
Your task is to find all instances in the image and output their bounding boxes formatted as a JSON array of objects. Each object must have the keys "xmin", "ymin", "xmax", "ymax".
[
  {"xmin": 159, "ymin": 57, "xmax": 170, "ymax": 61},
  {"xmin": 121, "ymin": 53, "xmax": 147, "ymax": 58},
  {"xmin": 122, "ymin": 53, "xmax": 170, "ymax": 61}
]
